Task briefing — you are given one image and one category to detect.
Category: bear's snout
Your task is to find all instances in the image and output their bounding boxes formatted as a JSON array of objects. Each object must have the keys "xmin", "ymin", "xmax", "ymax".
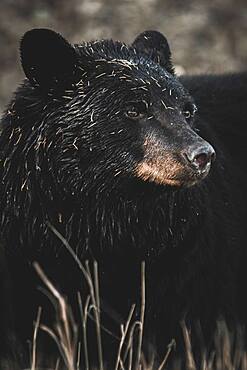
[{"xmin": 135, "ymin": 131, "xmax": 216, "ymax": 187}]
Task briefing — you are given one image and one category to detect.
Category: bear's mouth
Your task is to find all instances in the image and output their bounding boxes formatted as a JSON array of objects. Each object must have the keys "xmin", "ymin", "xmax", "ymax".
[{"xmin": 135, "ymin": 154, "xmax": 212, "ymax": 187}]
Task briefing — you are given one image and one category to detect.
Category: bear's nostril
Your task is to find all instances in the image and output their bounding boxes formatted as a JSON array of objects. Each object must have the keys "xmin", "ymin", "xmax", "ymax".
[
  {"xmin": 184, "ymin": 144, "xmax": 216, "ymax": 171},
  {"xmin": 193, "ymin": 153, "xmax": 210, "ymax": 169}
]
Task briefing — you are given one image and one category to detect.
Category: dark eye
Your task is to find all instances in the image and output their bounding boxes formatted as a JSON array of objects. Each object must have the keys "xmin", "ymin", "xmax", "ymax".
[
  {"xmin": 182, "ymin": 103, "xmax": 197, "ymax": 121},
  {"xmin": 125, "ymin": 101, "xmax": 148, "ymax": 119}
]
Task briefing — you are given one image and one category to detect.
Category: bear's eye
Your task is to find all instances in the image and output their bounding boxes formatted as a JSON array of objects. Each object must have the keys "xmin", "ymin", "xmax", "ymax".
[
  {"xmin": 125, "ymin": 101, "xmax": 148, "ymax": 119},
  {"xmin": 182, "ymin": 103, "xmax": 197, "ymax": 121}
]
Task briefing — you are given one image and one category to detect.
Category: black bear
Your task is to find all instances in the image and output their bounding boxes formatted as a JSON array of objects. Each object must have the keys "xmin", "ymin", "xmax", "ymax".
[{"xmin": 0, "ymin": 28, "xmax": 247, "ymax": 368}]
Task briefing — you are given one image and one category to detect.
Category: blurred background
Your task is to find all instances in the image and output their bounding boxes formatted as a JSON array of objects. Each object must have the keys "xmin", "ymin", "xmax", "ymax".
[{"xmin": 1, "ymin": 0, "xmax": 247, "ymax": 114}]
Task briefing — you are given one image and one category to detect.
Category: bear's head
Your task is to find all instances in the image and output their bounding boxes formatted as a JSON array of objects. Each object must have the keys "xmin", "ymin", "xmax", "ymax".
[{"xmin": 8, "ymin": 29, "xmax": 216, "ymax": 200}]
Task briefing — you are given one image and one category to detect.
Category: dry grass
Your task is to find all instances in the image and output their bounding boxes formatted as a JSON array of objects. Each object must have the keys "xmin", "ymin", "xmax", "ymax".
[
  {"xmin": 26, "ymin": 260, "xmax": 247, "ymax": 370},
  {"xmin": 30, "ymin": 259, "xmax": 150, "ymax": 370},
  {"xmin": 8, "ymin": 227, "xmax": 247, "ymax": 370}
]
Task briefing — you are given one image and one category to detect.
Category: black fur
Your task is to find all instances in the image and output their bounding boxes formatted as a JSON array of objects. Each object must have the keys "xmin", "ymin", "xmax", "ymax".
[{"xmin": 0, "ymin": 29, "xmax": 247, "ymax": 368}]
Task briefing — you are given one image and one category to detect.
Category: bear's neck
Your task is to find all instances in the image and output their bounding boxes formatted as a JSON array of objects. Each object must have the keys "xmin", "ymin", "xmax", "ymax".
[{"xmin": 1, "ymin": 170, "xmax": 204, "ymax": 261}]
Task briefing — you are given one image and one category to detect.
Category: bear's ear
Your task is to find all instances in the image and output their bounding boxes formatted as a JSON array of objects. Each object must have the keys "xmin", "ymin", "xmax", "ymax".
[
  {"xmin": 132, "ymin": 30, "xmax": 174, "ymax": 75},
  {"xmin": 20, "ymin": 28, "xmax": 80, "ymax": 90}
]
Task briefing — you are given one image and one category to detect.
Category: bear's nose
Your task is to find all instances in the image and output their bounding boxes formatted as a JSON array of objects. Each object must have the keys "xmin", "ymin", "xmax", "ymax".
[{"xmin": 184, "ymin": 144, "xmax": 216, "ymax": 171}]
